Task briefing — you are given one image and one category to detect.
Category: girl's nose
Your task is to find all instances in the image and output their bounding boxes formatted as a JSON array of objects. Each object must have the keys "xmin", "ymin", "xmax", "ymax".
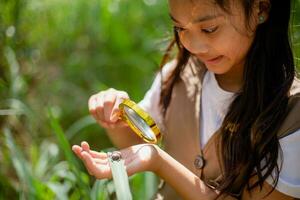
[{"xmin": 179, "ymin": 31, "xmax": 209, "ymax": 55}]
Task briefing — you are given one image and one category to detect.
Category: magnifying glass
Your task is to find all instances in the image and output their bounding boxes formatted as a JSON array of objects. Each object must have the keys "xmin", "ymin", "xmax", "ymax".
[{"xmin": 119, "ymin": 99, "xmax": 162, "ymax": 144}]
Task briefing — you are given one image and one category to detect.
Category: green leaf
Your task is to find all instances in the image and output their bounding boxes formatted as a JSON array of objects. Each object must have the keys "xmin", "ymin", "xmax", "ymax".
[
  {"xmin": 130, "ymin": 172, "xmax": 158, "ymax": 200},
  {"xmin": 108, "ymin": 158, "xmax": 132, "ymax": 200},
  {"xmin": 4, "ymin": 128, "xmax": 35, "ymax": 198},
  {"xmin": 65, "ymin": 115, "xmax": 96, "ymax": 140},
  {"xmin": 4, "ymin": 128, "xmax": 55, "ymax": 199},
  {"xmin": 48, "ymin": 107, "xmax": 91, "ymax": 198},
  {"xmin": 90, "ymin": 179, "xmax": 109, "ymax": 200}
]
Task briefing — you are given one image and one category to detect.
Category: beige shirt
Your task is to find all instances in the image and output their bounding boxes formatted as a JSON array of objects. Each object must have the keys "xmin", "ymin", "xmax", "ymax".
[{"xmin": 139, "ymin": 60, "xmax": 300, "ymax": 198}]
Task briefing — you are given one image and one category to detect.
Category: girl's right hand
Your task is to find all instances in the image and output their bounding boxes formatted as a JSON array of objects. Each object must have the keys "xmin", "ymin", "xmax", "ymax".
[{"xmin": 88, "ymin": 88, "xmax": 129, "ymax": 129}]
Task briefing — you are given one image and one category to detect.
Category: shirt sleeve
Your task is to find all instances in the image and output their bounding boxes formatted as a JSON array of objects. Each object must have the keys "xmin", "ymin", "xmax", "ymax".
[
  {"xmin": 266, "ymin": 129, "xmax": 300, "ymax": 198},
  {"xmin": 138, "ymin": 60, "xmax": 177, "ymax": 126}
]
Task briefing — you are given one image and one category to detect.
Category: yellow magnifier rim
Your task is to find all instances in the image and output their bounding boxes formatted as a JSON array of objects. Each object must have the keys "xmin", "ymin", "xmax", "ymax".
[{"xmin": 119, "ymin": 99, "xmax": 161, "ymax": 144}]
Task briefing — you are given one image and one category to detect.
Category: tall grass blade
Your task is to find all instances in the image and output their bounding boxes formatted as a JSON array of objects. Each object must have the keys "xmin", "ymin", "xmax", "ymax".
[
  {"xmin": 4, "ymin": 128, "xmax": 33, "ymax": 195},
  {"xmin": 130, "ymin": 172, "xmax": 158, "ymax": 200},
  {"xmin": 65, "ymin": 115, "xmax": 96, "ymax": 140},
  {"xmin": 48, "ymin": 107, "xmax": 91, "ymax": 198},
  {"xmin": 90, "ymin": 179, "xmax": 109, "ymax": 200},
  {"xmin": 4, "ymin": 47, "xmax": 24, "ymax": 98},
  {"xmin": 144, "ymin": 172, "xmax": 158, "ymax": 199},
  {"xmin": 4, "ymin": 128, "xmax": 50, "ymax": 199},
  {"xmin": 108, "ymin": 158, "xmax": 132, "ymax": 200}
]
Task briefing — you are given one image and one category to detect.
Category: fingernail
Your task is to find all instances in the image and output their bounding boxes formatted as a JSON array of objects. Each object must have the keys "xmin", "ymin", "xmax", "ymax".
[
  {"xmin": 110, "ymin": 112, "xmax": 118, "ymax": 121},
  {"xmin": 92, "ymin": 98, "xmax": 97, "ymax": 109},
  {"xmin": 111, "ymin": 110, "xmax": 121, "ymax": 121},
  {"xmin": 110, "ymin": 114, "xmax": 116, "ymax": 122}
]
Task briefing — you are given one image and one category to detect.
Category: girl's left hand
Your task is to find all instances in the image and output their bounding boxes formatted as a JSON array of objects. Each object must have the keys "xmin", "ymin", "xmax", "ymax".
[{"xmin": 72, "ymin": 141, "xmax": 161, "ymax": 179}]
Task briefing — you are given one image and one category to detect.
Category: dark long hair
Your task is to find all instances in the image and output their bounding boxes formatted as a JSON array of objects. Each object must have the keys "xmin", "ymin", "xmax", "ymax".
[{"xmin": 160, "ymin": 0, "xmax": 295, "ymax": 198}]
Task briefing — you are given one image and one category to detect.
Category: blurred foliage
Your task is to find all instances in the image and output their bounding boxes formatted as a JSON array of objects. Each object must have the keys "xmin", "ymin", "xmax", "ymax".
[
  {"xmin": 1, "ymin": 0, "xmax": 169, "ymax": 198},
  {"xmin": 0, "ymin": 0, "xmax": 300, "ymax": 199},
  {"xmin": 292, "ymin": 0, "xmax": 300, "ymax": 65}
]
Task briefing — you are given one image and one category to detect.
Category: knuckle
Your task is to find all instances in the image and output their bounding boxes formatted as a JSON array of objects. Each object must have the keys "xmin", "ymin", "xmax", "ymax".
[
  {"xmin": 107, "ymin": 88, "xmax": 116, "ymax": 93},
  {"xmin": 119, "ymin": 91, "xmax": 129, "ymax": 98},
  {"xmin": 96, "ymin": 91, "xmax": 105, "ymax": 97},
  {"xmin": 88, "ymin": 95, "xmax": 95, "ymax": 103},
  {"xmin": 88, "ymin": 96, "xmax": 96, "ymax": 105}
]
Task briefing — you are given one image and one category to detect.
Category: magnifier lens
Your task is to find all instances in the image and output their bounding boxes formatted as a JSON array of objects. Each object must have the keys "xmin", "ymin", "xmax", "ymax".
[{"xmin": 123, "ymin": 106, "xmax": 156, "ymax": 142}]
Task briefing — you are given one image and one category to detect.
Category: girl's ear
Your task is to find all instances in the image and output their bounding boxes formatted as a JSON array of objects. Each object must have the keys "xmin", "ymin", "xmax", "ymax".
[{"xmin": 254, "ymin": 0, "xmax": 271, "ymax": 24}]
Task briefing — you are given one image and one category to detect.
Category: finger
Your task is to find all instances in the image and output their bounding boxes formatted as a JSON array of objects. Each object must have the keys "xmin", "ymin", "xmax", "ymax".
[
  {"xmin": 81, "ymin": 151, "xmax": 96, "ymax": 175},
  {"xmin": 95, "ymin": 96, "xmax": 105, "ymax": 122},
  {"xmin": 81, "ymin": 141, "xmax": 90, "ymax": 152},
  {"xmin": 94, "ymin": 158, "xmax": 108, "ymax": 165},
  {"xmin": 80, "ymin": 142, "xmax": 109, "ymax": 160},
  {"xmin": 72, "ymin": 145, "xmax": 83, "ymax": 159},
  {"xmin": 88, "ymin": 95, "xmax": 98, "ymax": 121},
  {"xmin": 111, "ymin": 92, "xmax": 129, "ymax": 122},
  {"xmin": 103, "ymin": 93, "xmax": 116, "ymax": 122},
  {"xmin": 89, "ymin": 150, "xmax": 108, "ymax": 159},
  {"xmin": 81, "ymin": 151, "xmax": 111, "ymax": 178},
  {"xmin": 72, "ymin": 145, "xmax": 94, "ymax": 175}
]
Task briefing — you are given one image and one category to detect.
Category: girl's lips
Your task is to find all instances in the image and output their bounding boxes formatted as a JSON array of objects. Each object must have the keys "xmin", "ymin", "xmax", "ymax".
[{"xmin": 205, "ymin": 55, "xmax": 223, "ymax": 65}]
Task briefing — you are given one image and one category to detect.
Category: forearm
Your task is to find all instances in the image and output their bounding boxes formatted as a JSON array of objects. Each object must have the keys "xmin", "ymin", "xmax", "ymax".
[
  {"xmin": 105, "ymin": 124, "xmax": 145, "ymax": 149},
  {"xmin": 155, "ymin": 149, "xmax": 218, "ymax": 200}
]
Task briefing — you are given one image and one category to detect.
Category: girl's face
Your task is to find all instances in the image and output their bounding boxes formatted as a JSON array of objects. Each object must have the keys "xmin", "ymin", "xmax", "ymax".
[{"xmin": 169, "ymin": 0, "xmax": 259, "ymax": 76}]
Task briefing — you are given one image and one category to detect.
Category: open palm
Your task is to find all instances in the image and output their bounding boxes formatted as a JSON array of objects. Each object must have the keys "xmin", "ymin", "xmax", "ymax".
[{"xmin": 72, "ymin": 142, "xmax": 160, "ymax": 179}]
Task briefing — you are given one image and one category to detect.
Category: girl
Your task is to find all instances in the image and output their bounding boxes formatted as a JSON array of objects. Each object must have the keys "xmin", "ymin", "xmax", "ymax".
[{"xmin": 72, "ymin": 0, "xmax": 300, "ymax": 199}]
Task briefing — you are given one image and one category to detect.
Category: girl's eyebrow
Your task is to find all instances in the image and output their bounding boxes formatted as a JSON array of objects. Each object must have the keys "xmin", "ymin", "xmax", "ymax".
[{"xmin": 169, "ymin": 13, "xmax": 223, "ymax": 24}]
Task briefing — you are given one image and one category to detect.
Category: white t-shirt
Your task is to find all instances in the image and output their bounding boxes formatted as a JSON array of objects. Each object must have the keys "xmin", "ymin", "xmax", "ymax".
[{"xmin": 138, "ymin": 62, "xmax": 300, "ymax": 198}]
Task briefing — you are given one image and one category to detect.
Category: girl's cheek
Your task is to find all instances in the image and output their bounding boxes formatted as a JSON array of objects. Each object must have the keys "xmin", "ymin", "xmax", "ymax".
[{"xmin": 180, "ymin": 32, "xmax": 211, "ymax": 55}]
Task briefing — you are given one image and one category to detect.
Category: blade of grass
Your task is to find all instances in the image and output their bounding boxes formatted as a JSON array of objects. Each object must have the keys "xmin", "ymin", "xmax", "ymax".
[
  {"xmin": 129, "ymin": 172, "xmax": 158, "ymax": 200},
  {"xmin": 4, "ymin": 46, "xmax": 23, "ymax": 98},
  {"xmin": 144, "ymin": 172, "xmax": 158, "ymax": 199},
  {"xmin": 4, "ymin": 128, "xmax": 55, "ymax": 199},
  {"xmin": 65, "ymin": 115, "xmax": 96, "ymax": 140},
  {"xmin": 90, "ymin": 179, "xmax": 109, "ymax": 200},
  {"xmin": 4, "ymin": 128, "xmax": 34, "ymax": 197},
  {"xmin": 48, "ymin": 107, "xmax": 91, "ymax": 198},
  {"xmin": 108, "ymin": 158, "xmax": 132, "ymax": 200}
]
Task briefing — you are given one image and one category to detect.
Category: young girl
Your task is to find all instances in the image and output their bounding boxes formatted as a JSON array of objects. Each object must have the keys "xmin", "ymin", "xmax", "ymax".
[{"xmin": 72, "ymin": 0, "xmax": 300, "ymax": 199}]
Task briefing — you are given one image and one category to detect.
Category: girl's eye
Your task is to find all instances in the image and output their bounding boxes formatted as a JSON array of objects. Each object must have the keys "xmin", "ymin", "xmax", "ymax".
[
  {"xmin": 202, "ymin": 26, "xmax": 218, "ymax": 34},
  {"xmin": 173, "ymin": 26, "xmax": 185, "ymax": 33}
]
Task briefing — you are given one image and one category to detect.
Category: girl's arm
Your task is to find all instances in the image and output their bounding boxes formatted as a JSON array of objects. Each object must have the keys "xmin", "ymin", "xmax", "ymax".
[
  {"xmin": 72, "ymin": 142, "xmax": 218, "ymax": 200},
  {"xmin": 155, "ymin": 145, "xmax": 219, "ymax": 199},
  {"xmin": 72, "ymin": 142, "xmax": 296, "ymax": 200}
]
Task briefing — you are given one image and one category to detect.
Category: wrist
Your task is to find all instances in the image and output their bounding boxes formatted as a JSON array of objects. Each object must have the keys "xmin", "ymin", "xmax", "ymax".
[{"xmin": 150, "ymin": 144, "xmax": 165, "ymax": 174}]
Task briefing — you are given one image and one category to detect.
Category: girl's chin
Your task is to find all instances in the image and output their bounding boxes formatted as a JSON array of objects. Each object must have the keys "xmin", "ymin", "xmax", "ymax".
[{"xmin": 205, "ymin": 65, "xmax": 231, "ymax": 75}]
